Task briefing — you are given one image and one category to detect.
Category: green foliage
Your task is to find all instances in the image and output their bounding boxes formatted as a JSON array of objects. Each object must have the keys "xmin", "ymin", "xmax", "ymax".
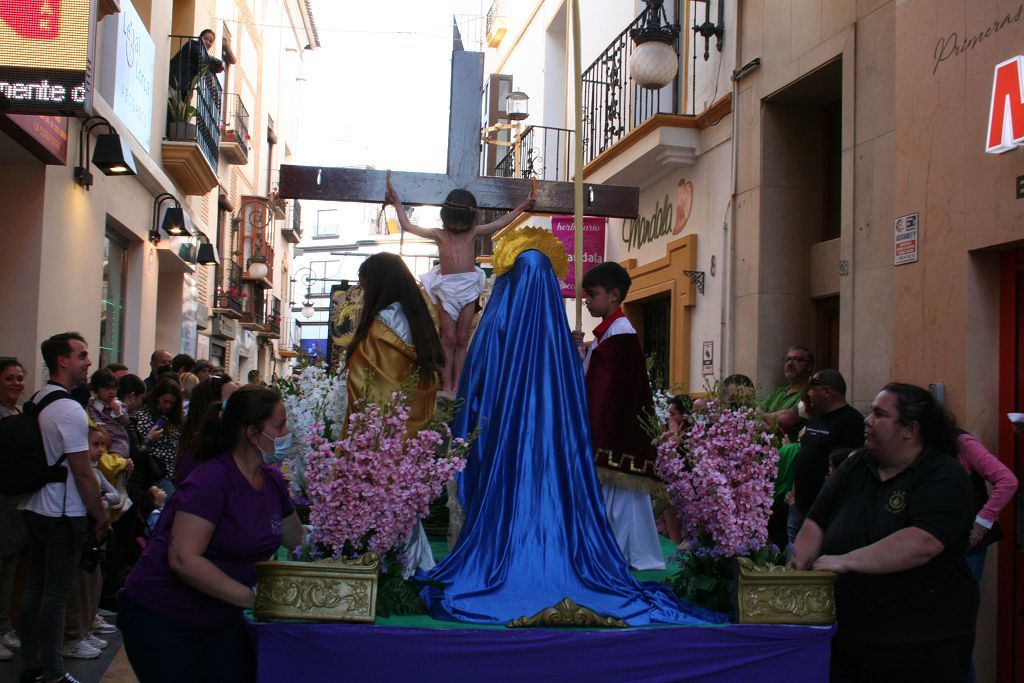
[
  {"xmin": 375, "ymin": 554, "xmax": 428, "ymax": 617},
  {"xmin": 666, "ymin": 538, "xmax": 786, "ymax": 616},
  {"xmin": 167, "ymin": 67, "xmax": 207, "ymax": 124}
]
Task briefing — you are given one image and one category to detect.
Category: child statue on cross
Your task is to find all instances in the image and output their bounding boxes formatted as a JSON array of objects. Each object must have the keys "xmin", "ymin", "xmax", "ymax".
[{"xmin": 385, "ymin": 177, "xmax": 535, "ymax": 393}]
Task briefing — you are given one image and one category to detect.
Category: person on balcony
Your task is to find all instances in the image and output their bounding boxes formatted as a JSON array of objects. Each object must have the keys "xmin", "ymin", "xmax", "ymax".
[{"xmin": 168, "ymin": 29, "xmax": 224, "ymax": 101}]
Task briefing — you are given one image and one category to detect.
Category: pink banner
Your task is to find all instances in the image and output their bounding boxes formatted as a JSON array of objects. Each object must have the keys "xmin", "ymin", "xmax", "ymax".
[{"xmin": 550, "ymin": 216, "xmax": 606, "ymax": 297}]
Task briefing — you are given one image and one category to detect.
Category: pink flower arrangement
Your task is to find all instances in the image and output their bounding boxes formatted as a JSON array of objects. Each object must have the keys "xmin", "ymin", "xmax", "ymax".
[
  {"xmin": 304, "ymin": 391, "xmax": 469, "ymax": 560},
  {"xmin": 655, "ymin": 402, "xmax": 779, "ymax": 558}
]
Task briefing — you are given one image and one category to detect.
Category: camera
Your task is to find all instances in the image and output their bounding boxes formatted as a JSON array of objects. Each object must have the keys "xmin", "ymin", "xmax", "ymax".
[{"xmin": 79, "ymin": 522, "xmax": 107, "ymax": 573}]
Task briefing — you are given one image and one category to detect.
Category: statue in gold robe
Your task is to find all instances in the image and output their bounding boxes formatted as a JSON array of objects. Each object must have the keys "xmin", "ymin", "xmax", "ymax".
[{"xmin": 345, "ymin": 302, "xmax": 438, "ymax": 436}]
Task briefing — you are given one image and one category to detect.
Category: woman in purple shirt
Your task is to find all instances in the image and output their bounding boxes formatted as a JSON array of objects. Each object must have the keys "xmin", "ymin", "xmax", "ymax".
[{"xmin": 120, "ymin": 386, "xmax": 304, "ymax": 682}]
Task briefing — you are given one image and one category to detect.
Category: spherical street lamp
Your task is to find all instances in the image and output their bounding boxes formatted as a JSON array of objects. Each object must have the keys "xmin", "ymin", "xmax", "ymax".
[
  {"xmin": 248, "ymin": 255, "xmax": 269, "ymax": 280},
  {"xmin": 630, "ymin": 0, "xmax": 680, "ymax": 90}
]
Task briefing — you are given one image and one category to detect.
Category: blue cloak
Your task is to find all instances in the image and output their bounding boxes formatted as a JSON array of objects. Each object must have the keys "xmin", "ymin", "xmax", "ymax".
[{"xmin": 422, "ymin": 249, "xmax": 710, "ymax": 626}]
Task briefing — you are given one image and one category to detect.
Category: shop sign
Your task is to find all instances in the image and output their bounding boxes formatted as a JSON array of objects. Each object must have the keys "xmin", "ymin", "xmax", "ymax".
[
  {"xmin": 551, "ymin": 215, "xmax": 606, "ymax": 297},
  {"xmin": 621, "ymin": 194, "xmax": 673, "ymax": 252},
  {"xmin": 0, "ymin": 0, "xmax": 95, "ymax": 115},
  {"xmin": 0, "ymin": 113, "xmax": 67, "ymax": 164},
  {"xmin": 986, "ymin": 55, "xmax": 1024, "ymax": 154},
  {"xmin": 110, "ymin": 0, "xmax": 154, "ymax": 152},
  {"xmin": 894, "ymin": 212, "xmax": 919, "ymax": 266}
]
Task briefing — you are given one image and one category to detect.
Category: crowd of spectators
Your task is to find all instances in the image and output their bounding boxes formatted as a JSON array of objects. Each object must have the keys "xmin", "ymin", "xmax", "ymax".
[{"xmin": 0, "ymin": 336, "xmax": 273, "ymax": 683}]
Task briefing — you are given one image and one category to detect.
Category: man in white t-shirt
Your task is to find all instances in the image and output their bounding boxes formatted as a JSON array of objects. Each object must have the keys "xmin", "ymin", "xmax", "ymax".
[{"xmin": 19, "ymin": 332, "xmax": 109, "ymax": 683}]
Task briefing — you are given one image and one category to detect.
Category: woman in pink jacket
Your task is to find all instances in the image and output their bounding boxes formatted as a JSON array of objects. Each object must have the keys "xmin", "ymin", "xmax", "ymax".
[{"xmin": 958, "ymin": 430, "xmax": 1018, "ymax": 581}]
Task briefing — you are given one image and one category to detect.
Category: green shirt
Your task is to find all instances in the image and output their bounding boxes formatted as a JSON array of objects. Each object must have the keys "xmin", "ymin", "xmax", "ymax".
[
  {"xmin": 774, "ymin": 442, "xmax": 800, "ymax": 500},
  {"xmin": 759, "ymin": 385, "xmax": 803, "ymax": 413}
]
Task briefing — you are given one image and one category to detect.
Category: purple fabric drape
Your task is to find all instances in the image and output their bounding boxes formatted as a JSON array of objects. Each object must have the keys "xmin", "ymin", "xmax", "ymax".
[{"xmin": 247, "ymin": 620, "xmax": 834, "ymax": 682}]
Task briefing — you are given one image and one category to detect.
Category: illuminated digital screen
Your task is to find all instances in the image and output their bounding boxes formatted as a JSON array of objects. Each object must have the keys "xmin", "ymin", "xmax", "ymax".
[{"xmin": 0, "ymin": 0, "xmax": 94, "ymax": 114}]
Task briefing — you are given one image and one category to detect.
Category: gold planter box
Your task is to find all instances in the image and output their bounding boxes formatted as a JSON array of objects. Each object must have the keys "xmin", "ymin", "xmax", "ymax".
[
  {"xmin": 253, "ymin": 555, "xmax": 379, "ymax": 623},
  {"xmin": 736, "ymin": 558, "xmax": 837, "ymax": 625}
]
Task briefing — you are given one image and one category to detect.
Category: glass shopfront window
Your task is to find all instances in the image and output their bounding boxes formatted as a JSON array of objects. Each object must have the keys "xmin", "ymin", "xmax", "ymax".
[{"xmin": 99, "ymin": 232, "xmax": 128, "ymax": 368}]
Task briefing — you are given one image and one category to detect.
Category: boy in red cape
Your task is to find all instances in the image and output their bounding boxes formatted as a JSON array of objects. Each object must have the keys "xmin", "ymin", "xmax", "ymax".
[{"xmin": 575, "ymin": 262, "xmax": 665, "ymax": 570}]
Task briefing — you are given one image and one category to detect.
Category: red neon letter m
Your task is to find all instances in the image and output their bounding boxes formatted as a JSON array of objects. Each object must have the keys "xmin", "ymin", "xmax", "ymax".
[{"xmin": 987, "ymin": 56, "xmax": 1024, "ymax": 154}]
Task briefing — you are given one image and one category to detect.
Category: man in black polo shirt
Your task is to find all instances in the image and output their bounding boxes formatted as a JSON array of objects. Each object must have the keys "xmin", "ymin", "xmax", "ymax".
[
  {"xmin": 787, "ymin": 369, "xmax": 865, "ymax": 543},
  {"xmin": 791, "ymin": 383, "xmax": 977, "ymax": 682}
]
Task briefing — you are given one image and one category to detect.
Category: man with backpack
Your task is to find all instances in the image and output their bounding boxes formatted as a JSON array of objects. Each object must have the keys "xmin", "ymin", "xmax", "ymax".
[{"xmin": 18, "ymin": 332, "xmax": 110, "ymax": 683}]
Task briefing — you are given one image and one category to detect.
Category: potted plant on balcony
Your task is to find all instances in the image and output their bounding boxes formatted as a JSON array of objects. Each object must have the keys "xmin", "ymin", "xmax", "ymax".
[{"xmin": 166, "ymin": 68, "xmax": 207, "ymax": 141}]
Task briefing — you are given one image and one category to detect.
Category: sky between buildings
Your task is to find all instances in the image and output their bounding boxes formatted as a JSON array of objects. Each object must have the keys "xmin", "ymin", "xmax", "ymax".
[{"xmin": 297, "ymin": 1, "xmax": 488, "ymax": 173}]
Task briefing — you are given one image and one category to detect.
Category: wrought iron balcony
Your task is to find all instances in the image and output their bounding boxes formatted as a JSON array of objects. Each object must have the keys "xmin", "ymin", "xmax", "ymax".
[
  {"xmin": 239, "ymin": 293, "xmax": 266, "ymax": 331},
  {"xmin": 493, "ymin": 125, "xmax": 574, "ymax": 182},
  {"xmin": 213, "ymin": 259, "xmax": 245, "ymax": 318},
  {"xmin": 167, "ymin": 35, "xmax": 222, "ymax": 171},
  {"xmin": 269, "ymin": 169, "xmax": 287, "ymax": 220},
  {"xmin": 220, "ymin": 93, "xmax": 250, "ymax": 164},
  {"xmin": 485, "ymin": 0, "xmax": 507, "ymax": 47},
  {"xmin": 581, "ymin": 9, "xmax": 680, "ymax": 166},
  {"xmin": 261, "ymin": 295, "xmax": 282, "ymax": 338},
  {"xmin": 281, "ymin": 200, "xmax": 303, "ymax": 244}
]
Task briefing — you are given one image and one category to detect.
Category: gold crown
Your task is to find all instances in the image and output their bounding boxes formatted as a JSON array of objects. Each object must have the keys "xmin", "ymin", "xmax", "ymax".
[{"xmin": 491, "ymin": 227, "xmax": 569, "ymax": 281}]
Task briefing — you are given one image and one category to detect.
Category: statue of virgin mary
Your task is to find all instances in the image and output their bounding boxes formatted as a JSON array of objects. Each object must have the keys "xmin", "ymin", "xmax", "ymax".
[{"xmin": 422, "ymin": 229, "xmax": 713, "ymax": 626}]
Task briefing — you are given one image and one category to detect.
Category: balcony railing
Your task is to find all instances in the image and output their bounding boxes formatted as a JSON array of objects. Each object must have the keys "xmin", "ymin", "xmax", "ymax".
[
  {"xmin": 220, "ymin": 93, "xmax": 250, "ymax": 161},
  {"xmin": 581, "ymin": 9, "xmax": 680, "ymax": 166},
  {"xmin": 263, "ymin": 295, "xmax": 282, "ymax": 336},
  {"xmin": 494, "ymin": 125, "xmax": 573, "ymax": 182},
  {"xmin": 213, "ymin": 259, "xmax": 245, "ymax": 316},
  {"xmin": 269, "ymin": 169, "xmax": 287, "ymax": 219},
  {"xmin": 167, "ymin": 35, "xmax": 223, "ymax": 170},
  {"xmin": 239, "ymin": 290, "xmax": 266, "ymax": 330},
  {"xmin": 281, "ymin": 200, "xmax": 303, "ymax": 244}
]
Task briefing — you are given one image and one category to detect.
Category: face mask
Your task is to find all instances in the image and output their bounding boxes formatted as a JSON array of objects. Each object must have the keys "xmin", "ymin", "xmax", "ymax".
[{"xmin": 260, "ymin": 431, "xmax": 293, "ymax": 464}]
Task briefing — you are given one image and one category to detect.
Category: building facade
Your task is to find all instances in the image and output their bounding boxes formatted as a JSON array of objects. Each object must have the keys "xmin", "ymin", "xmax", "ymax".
[
  {"xmin": 0, "ymin": 0, "xmax": 318, "ymax": 388},
  {"xmin": 483, "ymin": 0, "xmax": 1022, "ymax": 678},
  {"xmin": 480, "ymin": 0, "xmax": 734, "ymax": 394},
  {"xmin": 735, "ymin": 1, "xmax": 1023, "ymax": 678}
]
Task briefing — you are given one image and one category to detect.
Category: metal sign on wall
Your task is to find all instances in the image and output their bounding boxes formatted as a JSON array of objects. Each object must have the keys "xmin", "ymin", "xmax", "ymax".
[
  {"xmin": 894, "ymin": 212, "xmax": 919, "ymax": 266},
  {"xmin": 0, "ymin": 0, "xmax": 95, "ymax": 115}
]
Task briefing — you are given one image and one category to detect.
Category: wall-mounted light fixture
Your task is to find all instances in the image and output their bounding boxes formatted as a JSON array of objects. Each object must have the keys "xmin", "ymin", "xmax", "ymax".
[
  {"xmin": 481, "ymin": 89, "xmax": 531, "ymax": 177},
  {"xmin": 195, "ymin": 230, "xmax": 220, "ymax": 266},
  {"xmin": 692, "ymin": 0, "xmax": 725, "ymax": 62},
  {"xmin": 630, "ymin": 0, "xmax": 681, "ymax": 90},
  {"xmin": 292, "ymin": 267, "xmax": 349, "ymax": 319},
  {"xmin": 74, "ymin": 116, "xmax": 137, "ymax": 189},
  {"xmin": 150, "ymin": 192, "xmax": 194, "ymax": 244}
]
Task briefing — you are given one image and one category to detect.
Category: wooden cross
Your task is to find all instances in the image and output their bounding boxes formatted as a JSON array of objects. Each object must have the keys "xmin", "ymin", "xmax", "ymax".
[{"xmin": 277, "ymin": 48, "xmax": 639, "ymax": 219}]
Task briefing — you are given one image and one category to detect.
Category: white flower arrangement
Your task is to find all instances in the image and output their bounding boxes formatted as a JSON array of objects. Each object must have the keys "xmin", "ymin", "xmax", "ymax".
[{"xmin": 276, "ymin": 364, "xmax": 348, "ymax": 502}]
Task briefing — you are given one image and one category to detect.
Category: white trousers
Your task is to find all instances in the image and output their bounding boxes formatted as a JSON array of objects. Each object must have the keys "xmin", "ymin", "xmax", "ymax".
[{"xmin": 601, "ymin": 483, "xmax": 666, "ymax": 571}]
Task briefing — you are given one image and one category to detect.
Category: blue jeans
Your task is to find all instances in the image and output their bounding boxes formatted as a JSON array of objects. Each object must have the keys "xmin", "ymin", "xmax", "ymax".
[
  {"xmin": 118, "ymin": 591, "xmax": 254, "ymax": 682},
  {"xmin": 19, "ymin": 511, "xmax": 87, "ymax": 681},
  {"xmin": 964, "ymin": 548, "xmax": 987, "ymax": 683},
  {"xmin": 787, "ymin": 504, "xmax": 807, "ymax": 547}
]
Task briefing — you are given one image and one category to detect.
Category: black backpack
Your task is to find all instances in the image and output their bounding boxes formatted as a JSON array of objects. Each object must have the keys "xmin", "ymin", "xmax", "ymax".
[{"xmin": 0, "ymin": 389, "xmax": 73, "ymax": 496}]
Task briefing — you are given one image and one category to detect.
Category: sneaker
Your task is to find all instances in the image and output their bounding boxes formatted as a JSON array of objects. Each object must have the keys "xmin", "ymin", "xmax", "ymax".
[
  {"xmin": 2, "ymin": 630, "xmax": 20, "ymax": 650},
  {"xmin": 0, "ymin": 642, "xmax": 12, "ymax": 661},
  {"xmin": 61, "ymin": 639, "xmax": 101, "ymax": 659},
  {"xmin": 57, "ymin": 675, "xmax": 83, "ymax": 683},
  {"xmin": 91, "ymin": 617, "xmax": 118, "ymax": 635},
  {"xmin": 18, "ymin": 669, "xmax": 42, "ymax": 683},
  {"xmin": 84, "ymin": 633, "xmax": 108, "ymax": 650}
]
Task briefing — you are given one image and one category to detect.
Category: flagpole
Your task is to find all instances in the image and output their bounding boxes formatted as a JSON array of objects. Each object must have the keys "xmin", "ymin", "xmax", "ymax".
[{"xmin": 571, "ymin": 0, "xmax": 584, "ymax": 333}]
